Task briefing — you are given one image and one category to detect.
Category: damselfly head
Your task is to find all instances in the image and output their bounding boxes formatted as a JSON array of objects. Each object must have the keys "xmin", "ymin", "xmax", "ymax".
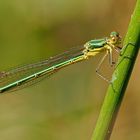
[{"xmin": 109, "ymin": 31, "xmax": 121, "ymax": 45}]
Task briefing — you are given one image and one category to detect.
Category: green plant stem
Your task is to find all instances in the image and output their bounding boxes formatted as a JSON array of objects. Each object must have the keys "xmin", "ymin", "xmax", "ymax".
[{"xmin": 91, "ymin": 1, "xmax": 140, "ymax": 140}]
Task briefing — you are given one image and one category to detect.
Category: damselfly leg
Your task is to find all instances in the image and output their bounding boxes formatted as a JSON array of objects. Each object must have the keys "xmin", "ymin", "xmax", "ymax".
[
  {"xmin": 96, "ymin": 46, "xmax": 121, "ymax": 82},
  {"xmin": 96, "ymin": 51, "xmax": 109, "ymax": 82}
]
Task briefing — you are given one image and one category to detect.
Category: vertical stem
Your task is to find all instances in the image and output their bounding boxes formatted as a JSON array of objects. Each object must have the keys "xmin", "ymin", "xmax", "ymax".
[{"xmin": 91, "ymin": 0, "xmax": 140, "ymax": 140}]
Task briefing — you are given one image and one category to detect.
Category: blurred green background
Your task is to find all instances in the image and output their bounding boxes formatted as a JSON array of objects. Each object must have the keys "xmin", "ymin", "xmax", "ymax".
[{"xmin": 0, "ymin": 0, "xmax": 139, "ymax": 140}]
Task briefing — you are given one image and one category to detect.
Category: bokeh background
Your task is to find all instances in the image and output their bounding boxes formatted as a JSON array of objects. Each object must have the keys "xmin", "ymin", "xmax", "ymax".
[{"xmin": 0, "ymin": 0, "xmax": 139, "ymax": 140}]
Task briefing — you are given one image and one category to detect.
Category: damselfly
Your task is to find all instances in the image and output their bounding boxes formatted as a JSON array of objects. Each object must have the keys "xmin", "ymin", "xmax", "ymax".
[{"xmin": 0, "ymin": 31, "xmax": 121, "ymax": 93}]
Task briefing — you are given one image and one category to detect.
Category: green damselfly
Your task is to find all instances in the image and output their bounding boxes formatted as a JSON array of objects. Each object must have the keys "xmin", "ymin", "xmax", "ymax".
[{"xmin": 0, "ymin": 32, "xmax": 121, "ymax": 93}]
